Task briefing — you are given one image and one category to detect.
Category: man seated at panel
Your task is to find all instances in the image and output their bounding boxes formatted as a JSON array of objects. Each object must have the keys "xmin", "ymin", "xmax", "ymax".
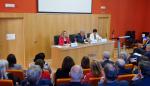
[
  {"xmin": 89, "ymin": 29, "xmax": 102, "ymax": 43},
  {"xmin": 76, "ymin": 30, "xmax": 87, "ymax": 43},
  {"xmin": 59, "ymin": 30, "xmax": 70, "ymax": 46}
]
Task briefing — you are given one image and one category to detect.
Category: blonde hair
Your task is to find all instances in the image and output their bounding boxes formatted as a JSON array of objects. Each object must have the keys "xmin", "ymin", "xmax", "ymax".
[{"xmin": 90, "ymin": 60, "xmax": 102, "ymax": 77}]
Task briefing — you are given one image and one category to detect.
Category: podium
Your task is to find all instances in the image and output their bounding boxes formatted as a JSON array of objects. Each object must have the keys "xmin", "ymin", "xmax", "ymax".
[{"xmin": 112, "ymin": 36, "xmax": 130, "ymax": 58}]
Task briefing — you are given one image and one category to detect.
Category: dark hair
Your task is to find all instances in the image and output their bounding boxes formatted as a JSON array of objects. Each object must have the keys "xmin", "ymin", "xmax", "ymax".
[
  {"xmin": 34, "ymin": 52, "xmax": 45, "ymax": 62},
  {"xmin": 62, "ymin": 56, "xmax": 75, "ymax": 72},
  {"xmin": 139, "ymin": 60, "xmax": 150, "ymax": 76},
  {"xmin": 93, "ymin": 29, "xmax": 97, "ymax": 33},
  {"xmin": 104, "ymin": 63, "xmax": 118, "ymax": 81},
  {"xmin": 35, "ymin": 59, "xmax": 44, "ymax": 69},
  {"xmin": 7, "ymin": 54, "xmax": 17, "ymax": 67},
  {"xmin": 81, "ymin": 56, "xmax": 90, "ymax": 69}
]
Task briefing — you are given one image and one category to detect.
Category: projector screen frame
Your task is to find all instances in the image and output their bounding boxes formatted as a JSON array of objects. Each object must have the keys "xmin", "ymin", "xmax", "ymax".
[{"xmin": 37, "ymin": 0, "xmax": 93, "ymax": 14}]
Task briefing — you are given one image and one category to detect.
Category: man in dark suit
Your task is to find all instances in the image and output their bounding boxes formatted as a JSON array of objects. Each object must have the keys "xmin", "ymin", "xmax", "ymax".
[
  {"xmin": 131, "ymin": 60, "xmax": 150, "ymax": 86},
  {"xmin": 59, "ymin": 65, "xmax": 91, "ymax": 86},
  {"xmin": 76, "ymin": 30, "xmax": 87, "ymax": 43}
]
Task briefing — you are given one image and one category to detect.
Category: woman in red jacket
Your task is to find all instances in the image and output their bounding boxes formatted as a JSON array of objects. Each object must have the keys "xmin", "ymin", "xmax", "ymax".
[{"xmin": 59, "ymin": 30, "xmax": 70, "ymax": 46}]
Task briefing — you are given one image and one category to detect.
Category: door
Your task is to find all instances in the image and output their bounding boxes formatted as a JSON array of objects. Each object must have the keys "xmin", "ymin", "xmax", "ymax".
[{"xmin": 0, "ymin": 18, "xmax": 25, "ymax": 67}]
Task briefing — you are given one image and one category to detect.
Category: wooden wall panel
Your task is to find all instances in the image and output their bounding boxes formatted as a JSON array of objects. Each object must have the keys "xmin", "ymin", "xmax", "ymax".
[{"xmin": 0, "ymin": 13, "xmax": 111, "ymax": 67}]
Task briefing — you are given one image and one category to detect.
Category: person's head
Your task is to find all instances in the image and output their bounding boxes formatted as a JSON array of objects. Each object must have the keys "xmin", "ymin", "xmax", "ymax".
[
  {"xmin": 93, "ymin": 29, "xmax": 97, "ymax": 34},
  {"xmin": 35, "ymin": 59, "xmax": 44, "ymax": 69},
  {"xmin": 129, "ymin": 53, "xmax": 142, "ymax": 66},
  {"xmin": 116, "ymin": 59, "xmax": 126, "ymax": 69},
  {"xmin": 26, "ymin": 65, "xmax": 42, "ymax": 85},
  {"xmin": 139, "ymin": 60, "xmax": 150, "ymax": 76},
  {"xmin": 7, "ymin": 54, "xmax": 17, "ymax": 67},
  {"xmin": 103, "ymin": 51, "xmax": 110, "ymax": 61},
  {"xmin": 104, "ymin": 63, "xmax": 118, "ymax": 81},
  {"xmin": 119, "ymin": 51, "xmax": 128, "ymax": 62},
  {"xmin": 70, "ymin": 65, "xmax": 83, "ymax": 81},
  {"xmin": 90, "ymin": 60, "xmax": 102, "ymax": 77},
  {"xmin": 133, "ymin": 48, "xmax": 145, "ymax": 55},
  {"xmin": 0, "ymin": 60, "xmax": 8, "ymax": 79},
  {"xmin": 80, "ymin": 30, "xmax": 85, "ymax": 36},
  {"xmin": 81, "ymin": 56, "xmax": 90, "ymax": 69},
  {"xmin": 62, "ymin": 56, "xmax": 75, "ymax": 71},
  {"xmin": 61, "ymin": 30, "xmax": 68, "ymax": 37},
  {"xmin": 146, "ymin": 44, "xmax": 150, "ymax": 52},
  {"xmin": 34, "ymin": 52, "xmax": 45, "ymax": 62}
]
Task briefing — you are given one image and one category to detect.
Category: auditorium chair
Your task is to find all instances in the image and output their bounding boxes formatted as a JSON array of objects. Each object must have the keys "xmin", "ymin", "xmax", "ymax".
[
  {"xmin": 0, "ymin": 80, "xmax": 14, "ymax": 86},
  {"xmin": 89, "ymin": 77, "xmax": 101, "ymax": 86},
  {"xmin": 124, "ymin": 64, "xmax": 134, "ymax": 69},
  {"xmin": 54, "ymin": 35, "xmax": 59, "ymax": 45},
  {"xmin": 56, "ymin": 78, "xmax": 71, "ymax": 86},
  {"xmin": 69, "ymin": 34, "xmax": 76, "ymax": 43},
  {"xmin": 7, "ymin": 70, "xmax": 25, "ymax": 81},
  {"xmin": 117, "ymin": 74, "xmax": 136, "ymax": 82},
  {"xmin": 83, "ymin": 69, "xmax": 91, "ymax": 75}
]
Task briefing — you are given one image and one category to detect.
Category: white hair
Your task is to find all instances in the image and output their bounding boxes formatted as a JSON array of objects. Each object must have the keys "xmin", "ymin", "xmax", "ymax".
[
  {"xmin": 116, "ymin": 59, "xmax": 125, "ymax": 68},
  {"xmin": 70, "ymin": 65, "xmax": 83, "ymax": 80},
  {"xmin": 103, "ymin": 51, "xmax": 110, "ymax": 60}
]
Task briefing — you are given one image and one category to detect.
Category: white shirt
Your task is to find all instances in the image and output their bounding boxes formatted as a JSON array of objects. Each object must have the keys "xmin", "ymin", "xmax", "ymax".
[{"xmin": 89, "ymin": 33, "xmax": 102, "ymax": 42}]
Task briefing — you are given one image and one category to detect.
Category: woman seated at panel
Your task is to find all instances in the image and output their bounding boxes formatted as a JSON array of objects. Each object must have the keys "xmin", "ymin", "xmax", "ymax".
[
  {"xmin": 7, "ymin": 54, "xmax": 22, "ymax": 70},
  {"xmin": 59, "ymin": 30, "xmax": 70, "ymax": 46}
]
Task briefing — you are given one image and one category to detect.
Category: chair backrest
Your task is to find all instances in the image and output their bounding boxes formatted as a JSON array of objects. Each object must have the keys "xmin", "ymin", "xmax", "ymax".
[
  {"xmin": 89, "ymin": 77, "xmax": 101, "ymax": 86},
  {"xmin": 124, "ymin": 64, "xmax": 134, "ymax": 69},
  {"xmin": 7, "ymin": 70, "xmax": 25, "ymax": 81},
  {"xmin": 56, "ymin": 78, "xmax": 71, "ymax": 86},
  {"xmin": 69, "ymin": 34, "xmax": 76, "ymax": 43},
  {"xmin": 0, "ymin": 80, "xmax": 14, "ymax": 86},
  {"xmin": 83, "ymin": 69, "xmax": 91, "ymax": 75},
  {"xmin": 54, "ymin": 35, "xmax": 59, "ymax": 45},
  {"xmin": 117, "ymin": 74, "xmax": 136, "ymax": 82}
]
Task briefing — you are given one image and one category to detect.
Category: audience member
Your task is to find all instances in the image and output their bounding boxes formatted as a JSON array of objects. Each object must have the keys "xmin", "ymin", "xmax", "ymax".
[
  {"xmin": 59, "ymin": 30, "xmax": 70, "ymax": 45},
  {"xmin": 7, "ymin": 54, "xmax": 22, "ymax": 70},
  {"xmin": 0, "ymin": 60, "xmax": 20, "ymax": 85},
  {"xmin": 145, "ymin": 44, "xmax": 150, "ymax": 52},
  {"xmin": 60, "ymin": 65, "xmax": 91, "ymax": 86},
  {"xmin": 81, "ymin": 56, "xmax": 90, "ymax": 69},
  {"xmin": 131, "ymin": 60, "xmax": 150, "ymax": 86},
  {"xmin": 119, "ymin": 51, "xmax": 128, "ymax": 63},
  {"xmin": 98, "ymin": 63, "xmax": 129, "ymax": 86},
  {"xmin": 55, "ymin": 56, "xmax": 75, "ymax": 83},
  {"xmin": 30, "ymin": 52, "xmax": 52, "ymax": 73},
  {"xmin": 116, "ymin": 59, "xmax": 132, "ymax": 75},
  {"xmin": 35, "ymin": 59, "xmax": 51, "ymax": 80},
  {"xmin": 76, "ymin": 30, "xmax": 87, "ymax": 43},
  {"xmin": 84, "ymin": 60, "xmax": 102, "ymax": 81},
  {"xmin": 101, "ymin": 51, "xmax": 114, "ymax": 67},
  {"xmin": 144, "ymin": 51, "xmax": 150, "ymax": 61}
]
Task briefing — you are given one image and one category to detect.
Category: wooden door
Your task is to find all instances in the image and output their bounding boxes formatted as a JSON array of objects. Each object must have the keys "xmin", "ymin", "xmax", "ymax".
[{"xmin": 0, "ymin": 18, "xmax": 25, "ymax": 67}]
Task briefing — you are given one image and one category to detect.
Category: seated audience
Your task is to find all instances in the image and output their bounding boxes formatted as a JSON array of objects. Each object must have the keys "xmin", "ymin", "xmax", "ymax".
[
  {"xmin": 59, "ymin": 30, "xmax": 70, "ymax": 45},
  {"xmin": 7, "ymin": 54, "xmax": 22, "ymax": 70},
  {"xmin": 21, "ymin": 65, "xmax": 52, "ymax": 86},
  {"xmin": 116, "ymin": 59, "xmax": 132, "ymax": 75},
  {"xmin": 30, "ymin": 52, "xmax": 52, "ymax": 73},
  {"xmin": 98, "ymin": 63, "xmax": 129, "ymax": 86},
  {"xmin": 55, "ymin": 56, "xmax": 75, "ymax": 83},
  {"xmin": 131, "ymin": 60, "xmax": 150, "ymax": 86},
  {"xmin": 101, "ymin": 51, "xmax": 114, "ymax": 67},
  {"xmin": 145, "ymin": 44, "xmax": 150, "ymax": 52},
  {"xmin": 84, "ymin": 60, "xmax": 102, "ymax": 81},
  {"xmin": 0, "ymin": 60, "xmax": 20, "ymax": 85},
  {"xmin": 128, "ymin": 53, "xmax": 142, "ymax": 74},
  {"xmin": 89, "ymin": 29, "xmax": 102, "ymax": 42},
  {"xmin": 76, "ymin": 30, "xmax": 87, "ymax": 43},
  {"xmin": 81, "ymin": 56, "xmax": 90, "ymax": 69},
  {"xmin": 60, "ymin": 65, "xmax": 91, "ymax": 86},
  {"xmin": 144, "ymin": 51, "xmax": 150, "ymax": 61},
  {"xmin": 35, "ymin": 59, "xmax": 51, "ymax": 80},
  {"xmin": 119, "ymin": 51, "xmax": 128, "ymax": 63}
]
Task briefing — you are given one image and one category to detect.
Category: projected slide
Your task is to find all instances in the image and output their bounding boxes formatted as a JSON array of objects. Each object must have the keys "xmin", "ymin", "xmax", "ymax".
[{"xmin": 38, "ymin": 0, "xmax": 92, "ymax": 13}]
